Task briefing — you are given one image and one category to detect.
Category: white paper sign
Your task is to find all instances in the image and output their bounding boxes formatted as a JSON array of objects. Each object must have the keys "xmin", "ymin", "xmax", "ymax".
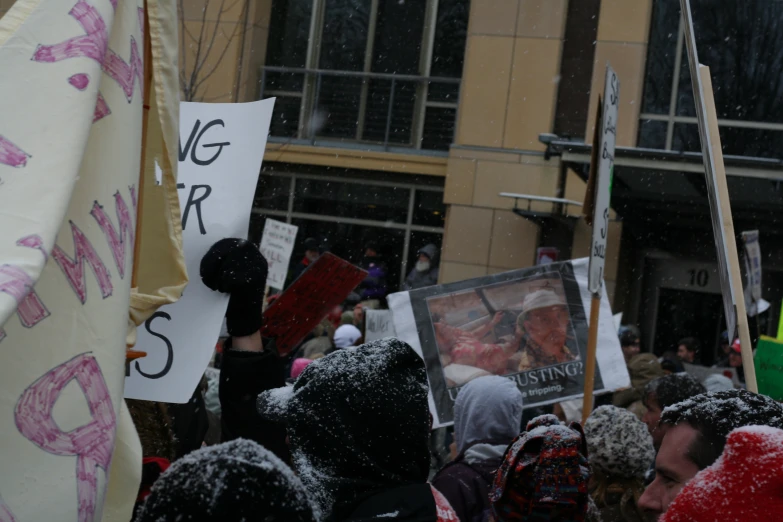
[
  {"xmin": 588, "ymin": 65, "xmax": 619, "ymax": 294},
  {"xmin": 365, "ymin": 309, "xmax": 397, "ymax": 342},
  {"xmin": 260, "ymin": 218, "xmax": 298, "ymax": 290},
  {"xmin": 125, "ymin": 99, "xmax": 274, "ymax": 402}
]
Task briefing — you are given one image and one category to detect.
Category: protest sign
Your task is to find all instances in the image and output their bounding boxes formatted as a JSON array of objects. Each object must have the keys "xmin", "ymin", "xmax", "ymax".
[
  {"xmin": 365, "ymin": 309, "xmax": 397, "ymax": 342},
  {"xmin": 388, "ymin": 258, "xmax": 629, "ymax": 427},
  {"xmin": 125, "ymin": 99, "xmax": 274, "ymax": 403},
  {"xmin": 754, "ymin": 336, "xmax": 783, "ymax": 401},
  {"xmin": 262, "ymin": 253, "xmax": 367, "ymax": 356},
  {"xmin": 260, "ymin": 218, "xmax": 298, "ymax": 290},
  {"xmin": 741, "ymin": 230, "xmax": 769, "ymax": 316}
]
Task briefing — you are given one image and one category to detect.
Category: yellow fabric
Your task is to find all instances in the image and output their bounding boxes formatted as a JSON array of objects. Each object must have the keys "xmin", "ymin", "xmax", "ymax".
[{"xmin": 127, "ymin": 0, "xmax": 188, "ymax": 346}]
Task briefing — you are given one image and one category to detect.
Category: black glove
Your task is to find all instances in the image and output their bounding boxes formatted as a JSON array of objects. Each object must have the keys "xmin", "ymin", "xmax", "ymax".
[{"xmin": 201, "ymin": 238, "xmax": 268, "ymax": 337}]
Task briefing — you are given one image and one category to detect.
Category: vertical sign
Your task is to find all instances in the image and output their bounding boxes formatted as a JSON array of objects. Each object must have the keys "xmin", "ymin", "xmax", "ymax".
[
  {"xmin": 259, "ymin": 218, "xmax": 298, "ymax": 290},
  {"xmin": 364, "ymin": 309, "xmax": 397, "ymax": 342},
  {"xmin": 125, "ymin": 99, "xmax": 275, "ymax": 403},
  {"xmin": 741, "ymin": 230, "xmax": 762, "ymax": 315},
  {"xmin": 588, "ymin": 65, "xmax": 619, "ymax": 295}
]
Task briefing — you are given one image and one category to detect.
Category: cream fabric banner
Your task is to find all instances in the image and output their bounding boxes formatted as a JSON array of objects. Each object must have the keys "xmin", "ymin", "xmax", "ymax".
[{"xmin": 0, "ymin": 0, "xmax": 161, "ymax": 520}]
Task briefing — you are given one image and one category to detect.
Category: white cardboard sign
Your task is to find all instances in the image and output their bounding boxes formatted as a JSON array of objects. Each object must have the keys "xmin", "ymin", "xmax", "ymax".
[
  {"xmin": 588, "ymin": 65, "xmax": 619, "ymax": 294},
  {"xmin": 125, "ymin": 99, "xmax": 274, "ymax": 402},
  {"xmin": 364, "ymin": 309, "xmax": 397, "ymax": 342},
  {"xmin": 260, "ymin": 218, "xmax": 298, "ymax": 290}
]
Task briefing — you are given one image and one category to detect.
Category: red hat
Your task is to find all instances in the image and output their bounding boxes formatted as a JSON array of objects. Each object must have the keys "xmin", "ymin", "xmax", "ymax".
[
  {"xmin": 662, "ymin": 426, "xmax": 783, "ymax": 522},
  {"xmin": 731, "ymin": 338, "xmax": 742, "ymax": 354}
]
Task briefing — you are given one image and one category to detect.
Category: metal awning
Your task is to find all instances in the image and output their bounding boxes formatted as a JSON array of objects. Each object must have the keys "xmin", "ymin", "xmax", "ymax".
[{"xmin": 541, "ymin": 136, "xmax": 783, "ymax": 240}]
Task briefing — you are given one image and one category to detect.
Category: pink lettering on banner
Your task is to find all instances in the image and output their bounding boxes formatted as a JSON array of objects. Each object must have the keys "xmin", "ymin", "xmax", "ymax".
[
  {"xmin": 129, "ymin": 185, "xmax": 137, "ymax": 214},
  {"xmin": 32, "ymin": 1, "xmax": 109, "ymax": 65},
  {"xmin": 17, "ymin": 234, "xmax": 48, "ymax": 261},
  {"xmin": 0, "ymin": 135, "xmax": 29, "ymax": 169},
  {"xmin": 90, "ymin": 192, "xmax": 133, "ymax": 279},
  {"xmin": 0, "ymin": 495, "xmax": 17, "ymax": 522},
  {"xmin": 0, "ymin": 265, "xmax": 50, "ymax": 328},
  {"xmin": 15, "ymin": 353, "xmax": 116, "ymax": 522},
  {"xmin": 52, "ymin": 221, "xmax": 113, "ymax": 303},
  {"xmin": 33, "ymin": 0, "xmax": 144, "ymax": 125}
]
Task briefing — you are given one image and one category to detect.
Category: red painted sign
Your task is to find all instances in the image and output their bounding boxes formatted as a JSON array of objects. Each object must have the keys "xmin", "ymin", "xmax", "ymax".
[{"xmin": 262, "ymin": 253, "xmax": 367, "ymax": 356}]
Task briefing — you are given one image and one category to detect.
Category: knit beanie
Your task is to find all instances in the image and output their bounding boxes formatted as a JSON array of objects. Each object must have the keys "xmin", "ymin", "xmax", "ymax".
[
  {"xmin": 257, "ymin": 338, "xmax": 431, "ymax": 520},
  {"xmin": 584, "ymin": 405, "xmax": 655, "ymax": 479},
  {"xmin": 134, "ymin": 439, "xmax": 316, "ymax": 522},
  {"xmin": 290, "ymin": 358, "xmax": 313, "ymax": 379},
  {"xmin": 662, "ymin": 426, "xmax": 783, "ymax": 522},
  {"xmin": 490, "ymin": 414, "xmax": 591, "ymax": 521}
]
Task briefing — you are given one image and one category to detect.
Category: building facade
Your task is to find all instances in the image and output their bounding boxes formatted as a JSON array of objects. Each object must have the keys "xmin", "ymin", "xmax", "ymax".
[{"xmin": 167, "ymin": 0, "xmax": 783, "ymax": 362}]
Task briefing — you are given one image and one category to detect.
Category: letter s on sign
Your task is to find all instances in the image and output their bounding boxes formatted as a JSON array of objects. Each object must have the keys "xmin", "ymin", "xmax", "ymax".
[{"xmin": 135, "ymin": 311, "xmax": 174, "ymax": 379}]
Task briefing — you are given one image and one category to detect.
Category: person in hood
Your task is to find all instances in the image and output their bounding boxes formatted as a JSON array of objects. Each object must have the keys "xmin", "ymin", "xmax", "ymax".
[
  {"xmin": 661, "ymin": 426, "xmax": 783, "ymax": 522},
  {"xmin": 612, "ymin": 353, "xmax": 665, "ymax": 420},
  {"xmin": 357, "ymin": 242, "xmax": 389, "ymax": 302},
  {"xmin": 638, "ymin": 389, "xmax": 783, "ymax": 518},
  {"xmin": 641, "ymin": 373, "xmax": 705, "ymax": 450},
  {"xmin": 288, "ymin": 237, "xmax": 323, "ymax": 286},
  {"xmin": 489, "ymin": 414, "xmax": 593, "ymax": 522},
  {"xmin": 431, "ymin": 376, "xmax": 523, "ymax": 522},
  {"xmin": 404, "ymin": 244, "xmax": 440, "ymax": 290},
  {"xmin": 584, "ymin": 406, "xmax": 655, "ymax": 522},
  {"xmin": 134, "ymin": 439, "xmax": 317, "ymax": 522},
  {"xmin": 257, "ymin": 338, "xmax": 447, "ymax": 521}
]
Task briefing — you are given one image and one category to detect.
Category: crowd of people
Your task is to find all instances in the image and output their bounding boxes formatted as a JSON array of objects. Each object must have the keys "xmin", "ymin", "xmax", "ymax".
[{"xmin": 128, "ymin": 238, "xmax": 783, "ymax": 521}]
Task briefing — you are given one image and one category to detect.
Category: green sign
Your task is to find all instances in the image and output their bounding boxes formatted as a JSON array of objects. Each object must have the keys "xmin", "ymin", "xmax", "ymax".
[{"xmin": 755, "ymin": 336, "xmax": 783, "ymax": 401}]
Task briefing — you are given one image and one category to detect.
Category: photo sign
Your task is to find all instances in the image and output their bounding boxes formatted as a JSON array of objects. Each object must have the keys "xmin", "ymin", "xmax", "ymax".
[
  {"xmin": 588, "ymin": 65, "xmax": 619, "ymax": 294},
  {"xmin": 259, "ymin": 218, "xmax": 298, "ymax": 290},
  {"xmin": 125, "ymin": 99, "xmax": 275, "ymax": 403},
  {"xmin": 388, "ymin": 258, "xmax": 629, "ymax": 427}
]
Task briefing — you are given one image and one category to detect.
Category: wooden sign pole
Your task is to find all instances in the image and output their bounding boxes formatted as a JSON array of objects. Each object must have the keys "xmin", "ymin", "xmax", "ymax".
[{"xmin": 581, "ymin": 294, "xmax": 601, "ymax": 424}]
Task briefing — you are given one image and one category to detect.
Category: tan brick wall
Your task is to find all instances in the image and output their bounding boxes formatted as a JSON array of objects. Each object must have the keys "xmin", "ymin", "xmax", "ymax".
[{"xmin": 179, "ymin": 0, "xmax": 271, "ymax": 103}]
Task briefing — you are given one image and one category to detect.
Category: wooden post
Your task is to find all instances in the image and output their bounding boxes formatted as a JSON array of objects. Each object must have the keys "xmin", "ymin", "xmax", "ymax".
[
  {"xmin": 581, "ymin": 294, "xmax": 601, "ymax": 424},
  {"xmin": 699, "ymin": 66, "xmax": 757, "ymax": 392}
]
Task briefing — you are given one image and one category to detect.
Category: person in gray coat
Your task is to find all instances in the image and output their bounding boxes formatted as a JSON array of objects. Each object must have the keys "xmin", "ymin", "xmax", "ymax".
[{"xmin": 404, "ymin": 244, "xmax": 440, "ymax": 290}]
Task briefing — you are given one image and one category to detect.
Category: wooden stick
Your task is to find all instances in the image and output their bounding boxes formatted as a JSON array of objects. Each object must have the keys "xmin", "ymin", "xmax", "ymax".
[
  {"xmin": 699, "ymin": 65, "xmax": 757, "ymax": 392},
  {"xmin": 132, "ymin": 0, "xmax": 153, "ymax": 290},
  {"xmin": 581, "ymin": 293, "xmax": 601, "ymax": 424}
]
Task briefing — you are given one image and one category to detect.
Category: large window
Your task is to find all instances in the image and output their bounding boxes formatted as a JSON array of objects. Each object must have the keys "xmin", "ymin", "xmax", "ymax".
[
  {"xmin": 249, "ymin": 171, "xmax": 446, "ymax": 291},
  {"xmin": 262, "ymin": 0, "xmax": 469, "ymax": 151},
  {"xmin": 639, "ymin": 0, "xmax": 783, "ymax": 158}
]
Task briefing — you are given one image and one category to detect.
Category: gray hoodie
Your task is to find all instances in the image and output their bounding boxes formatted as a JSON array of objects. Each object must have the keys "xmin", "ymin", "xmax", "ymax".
[{"xmin": 454, "ymin": 375, "xmax": 524, "ymax": 455}]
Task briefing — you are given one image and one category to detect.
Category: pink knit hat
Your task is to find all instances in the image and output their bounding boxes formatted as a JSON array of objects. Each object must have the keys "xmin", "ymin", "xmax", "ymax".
[{"xmin": 290, "ymin": 358, "xmax": 313, "ymax": 380}]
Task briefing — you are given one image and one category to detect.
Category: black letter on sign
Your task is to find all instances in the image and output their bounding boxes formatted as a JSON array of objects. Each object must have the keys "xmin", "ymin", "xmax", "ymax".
[
  {"xmin": 178, "ymin": 119, "xmax": 231, "ymax": 165},
  {"xmin": 135, "ymin": 311, "xmax": 173, "ymax": 379},
  {"xmin": 182, "ymin": 185, "xmax": 212, "ymax": 235}
]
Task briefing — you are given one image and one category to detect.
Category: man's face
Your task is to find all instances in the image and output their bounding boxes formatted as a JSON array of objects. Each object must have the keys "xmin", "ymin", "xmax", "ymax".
[
  {"xmin": 622, "ymin": 338, "xmax": 641, "ymax": 361},
  {"xmin": 729, "ymin": 351, "xmax": 743, "ymax": 368},
  {"xmin": 638, "ymin": 423, "xmax": 701, "ymax": 518},
  {"xmin": 353, "ymin": 304, "xmax": 364, "ymax": 325},
  {"xmin": 305, "ymin": 249, "xmax": 320, "ymax": 263},
  {"xmin": 524, "ymin": 305, "xmax": 568, "ymax": 353},
  {"xmin": 642, "ymin": 395, "xmax": 666, "ymax": 449},
  {"xmin": 677, "ymin": 344, "xmax": 694, "ymax": 363}
]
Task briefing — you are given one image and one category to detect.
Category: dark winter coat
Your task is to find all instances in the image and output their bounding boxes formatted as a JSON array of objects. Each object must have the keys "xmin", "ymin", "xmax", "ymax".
[
  {"xmin": 288, "ymin": 256, "xmax": 311, "ymax": 287},
  {"xmin": 404, "ymin": 244, "xmax": 440, "ymax": 290},
  {"xmin": 219, "ymin": 341, "xmax": 290, "ymax": 464},
  {"xmin": 431, "ymin": 442, "xmax": 504, "ymax": 522},
  {"xmin": 358, "ymin": 257, "xmax": 389, "ymax": 300},
  {"xmin": 344, "ymin": 483, "xmax": 441, "ymax": 521}
]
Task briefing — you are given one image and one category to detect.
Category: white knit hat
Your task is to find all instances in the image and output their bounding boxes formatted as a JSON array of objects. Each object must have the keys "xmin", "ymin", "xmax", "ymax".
[
  {"xmin": 333, "ymin": 324, "xmax": 362, "ymax": 349},
  {"xmin": 584, "ymin": 405, "xmax": 655, "ymax": 479}
]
